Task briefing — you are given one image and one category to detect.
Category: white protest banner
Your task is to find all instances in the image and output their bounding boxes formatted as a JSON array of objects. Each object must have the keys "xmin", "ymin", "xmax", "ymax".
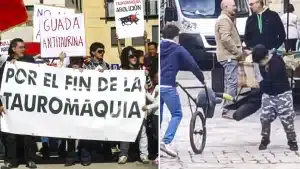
[
  {"xmin": 0, "ymin": 62, "xmax": 145, "ymax": 142},
  {"xmin": 40, "ymin": 14, "xmax": 86, "ymax": 58},
  {"xmin": 114, "ymin": 0, "xmax": 145, "ymax": 39},
  {"xmin": 33, "ymin": 4, "xmax": 75, "ymax": 42},
  {"xmin": 0, "ymin": 40, "xmax": 10, "ymax": 56}
]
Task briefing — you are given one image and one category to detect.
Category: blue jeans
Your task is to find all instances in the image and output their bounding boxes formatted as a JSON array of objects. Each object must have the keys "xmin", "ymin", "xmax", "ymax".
[{"xmin": 160, "ymin": 87, "xmax": 183, "ymax": 144}]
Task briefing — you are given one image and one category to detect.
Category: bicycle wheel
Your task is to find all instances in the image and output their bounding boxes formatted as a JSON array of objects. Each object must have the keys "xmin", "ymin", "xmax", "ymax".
[{"xmin": 190, "ymin": 111, "xmax": 207, "ymax": 154}]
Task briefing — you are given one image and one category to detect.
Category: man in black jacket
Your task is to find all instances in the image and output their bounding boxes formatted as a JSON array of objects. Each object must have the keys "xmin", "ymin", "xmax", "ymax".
[
  {"xmin": 244, "ymin": 0, "xmax": 285, "ymax": 50},
  {"xmin": 0, "ymin": 38, "xmax": 37, "ymax": 169}
]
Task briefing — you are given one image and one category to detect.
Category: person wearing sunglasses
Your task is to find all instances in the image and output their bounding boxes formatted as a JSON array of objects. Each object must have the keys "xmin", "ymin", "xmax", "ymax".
[
  {"xmin": 83, "ymin": 42, "xmax": 110, "ymax": 71},
  {"xmin": 244, "ymin": 0, "xmax": 285, "ymax": 50},
  {"xmin": 80, "ymin": 42, "xmax": 112, "ymax": 164},
  {"xmin": 118, "ymin": 46, "xmax": 151, "ymax": 165}
]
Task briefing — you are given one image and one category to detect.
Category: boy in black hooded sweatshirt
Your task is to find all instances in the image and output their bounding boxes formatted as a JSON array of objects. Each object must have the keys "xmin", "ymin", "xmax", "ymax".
[{"xmin": 252, "ymin": 44, "xmax": 298, "ymax": 151}]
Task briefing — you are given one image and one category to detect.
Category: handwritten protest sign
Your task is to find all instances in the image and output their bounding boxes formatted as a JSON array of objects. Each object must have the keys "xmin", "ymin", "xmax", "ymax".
[
  {"xmin": 114, "ymin": 0, "xmax": 144, "ymax": 39},
  {"xmin": 40, "ymin": 14, "xmax": 86, "ymax": 58},
  {"xmin": 0, "ymin": 40, "xmax": 10, "ymax": 56},
  {"xmin": 0, "ymin": 62, "xmax": 145, "ymax": 142},
  {"xmin": 33, "ymin": 4, "xmax": 75, "ymax": 42}
]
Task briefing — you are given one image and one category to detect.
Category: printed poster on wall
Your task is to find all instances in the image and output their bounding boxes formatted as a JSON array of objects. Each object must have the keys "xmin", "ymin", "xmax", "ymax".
[
  {"xmin": 33, "ymin": 4, "xmax": 75, "ymax": 42},
  {"xmin": 114, "ymin": 0, "xmax": 145, "ymax": 39},
  {"xmin": 40, "ymin": 14, "xmax": 86, "ymax": 58}
]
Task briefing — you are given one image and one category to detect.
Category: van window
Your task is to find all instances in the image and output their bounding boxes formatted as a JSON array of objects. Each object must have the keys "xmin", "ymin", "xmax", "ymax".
[{"xmin": 178, "ymin": 0, "xmax": 249, "ymax": 18}]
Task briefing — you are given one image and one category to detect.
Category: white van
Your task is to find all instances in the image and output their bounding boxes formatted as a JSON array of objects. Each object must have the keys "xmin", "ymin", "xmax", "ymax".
[{"xmin": 161, "ymin": 0, "xmax": 250, "ymax": 69}]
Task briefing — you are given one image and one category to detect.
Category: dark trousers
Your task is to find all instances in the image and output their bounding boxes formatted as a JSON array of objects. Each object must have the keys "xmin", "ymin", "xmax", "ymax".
[
  {"xmin": 285, "ymin": 39, "xmax": 298, "ymax": 51},
  {"xmin": 119, "ymin": 142, "xmax": 130, "ymax": 157},
  {"xmin": 78, "ymin": 140, "xmax": 112, "ymax": 156},
  {"xmin": 150, "ymin": 115, "xmax": 158, "ymax": 157},
  {"xmin": 60, "ymin": 139, "xmax": 76, "ymax": 157},
  {"xmin": 3, "ymin": 133, "xmax": 36, "ymax": 165},
  {"xmin": 225, "ymin": 89, "xmax": 262, "ymax": 121}
]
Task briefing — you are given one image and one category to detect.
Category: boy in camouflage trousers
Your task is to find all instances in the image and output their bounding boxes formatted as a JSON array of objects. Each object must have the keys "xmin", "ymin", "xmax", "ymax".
[{"xmin": 252, "ymin": 44, "xmax": 298, "ymax": 151}]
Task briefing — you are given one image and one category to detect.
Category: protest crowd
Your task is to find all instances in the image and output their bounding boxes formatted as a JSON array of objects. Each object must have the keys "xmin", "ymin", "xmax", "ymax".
[{"xmin": 0, "ymin": 31, "xmax": 158, "ymax": 169}]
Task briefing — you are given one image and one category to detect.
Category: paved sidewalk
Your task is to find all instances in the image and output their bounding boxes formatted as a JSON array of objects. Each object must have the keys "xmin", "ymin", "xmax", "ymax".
[
  {"xmin": 160, "ymin": 72, "xmax": 300, "ymax": 169},
  {"xmin": 13, "ymin": 163, "xmax": 157, "ymax": 169}
]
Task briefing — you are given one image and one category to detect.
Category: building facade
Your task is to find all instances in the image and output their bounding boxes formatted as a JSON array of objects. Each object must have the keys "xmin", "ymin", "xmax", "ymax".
[
  {"xmin": 1, "ymin": 0, "xmax": 159, "ymax": 65},
  {"xmin": 82, "ymin": 0, "xmax": 159, "ymax": 65}
]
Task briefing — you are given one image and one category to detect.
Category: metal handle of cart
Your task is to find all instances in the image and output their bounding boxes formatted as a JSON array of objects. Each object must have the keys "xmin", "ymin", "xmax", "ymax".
[
  {"xmin": 176, "ymin": 82, "xmax": 210, "ymax": 117},
  {"xmin": 176, "ymin": 82, "xmax": 233, "ymax": 116}
]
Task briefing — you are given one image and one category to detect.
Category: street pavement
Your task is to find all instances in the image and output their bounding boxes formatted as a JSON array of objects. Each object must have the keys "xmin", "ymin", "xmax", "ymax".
[
  {"xmin": 160, "ymin": 71, "xmax": 300, "ymax": 169},
  {"xmin": 0, "ymin": 156, "xmax": 158, "ymax": 169},
  {"xmin": 12, "ymin": 163, "xmax": 157, "ymax": 169}
]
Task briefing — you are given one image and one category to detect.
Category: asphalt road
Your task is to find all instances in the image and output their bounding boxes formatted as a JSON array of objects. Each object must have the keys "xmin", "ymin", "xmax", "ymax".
[{"xmin": 160, "ymin": 71, "xmax": 300, "ymax": 169}]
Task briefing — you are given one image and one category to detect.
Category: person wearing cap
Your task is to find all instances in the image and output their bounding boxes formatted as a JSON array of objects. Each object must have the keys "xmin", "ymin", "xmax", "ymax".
[
  {"xmin": 252, "ymin": 44, "xmax": 298, "ymax": 151},
  {"xmin": 160, "ymin": 24, "xmax": 205, "ymax": 157}
]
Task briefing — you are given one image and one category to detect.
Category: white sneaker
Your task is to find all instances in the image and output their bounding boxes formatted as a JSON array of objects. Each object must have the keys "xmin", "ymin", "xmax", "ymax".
[
  {"xmin": 160, "ymin": 142, "xmax": 177, "ymax": 157},
  {"xmin": 118, "ymin": 156, "xmax": 128, "ymax": 164}
]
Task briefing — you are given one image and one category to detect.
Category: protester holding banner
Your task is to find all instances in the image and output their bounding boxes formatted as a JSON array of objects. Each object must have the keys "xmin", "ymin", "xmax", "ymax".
[
  {"xmin": 118, "ymin": 46, "xmax": 150, "ymax": 164},
  {"xmin": 80, "ymin": 42, "xmax": 114, "ymax": 162},
  {"xmin": 0, "ymin": 38, "xmax": 37, "ymax": 169},
  {"xmin": 83, "ymin": 42, "xmax": 110, "ymax": 70},
  {"xmin": 144, "ymin": 71, "xmax": 159, "ymax": 164}
]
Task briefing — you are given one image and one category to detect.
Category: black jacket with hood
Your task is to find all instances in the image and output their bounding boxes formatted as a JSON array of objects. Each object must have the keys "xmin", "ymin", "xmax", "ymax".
[{"xmin": 244, "ymin": 8, "xmax": 286, "ymax": 50}]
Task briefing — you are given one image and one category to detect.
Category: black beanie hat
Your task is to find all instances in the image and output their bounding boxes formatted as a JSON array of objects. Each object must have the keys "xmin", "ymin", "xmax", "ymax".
[{"xmin": 252, "ymin": 44, "xmax": 268, "ymax": 63}]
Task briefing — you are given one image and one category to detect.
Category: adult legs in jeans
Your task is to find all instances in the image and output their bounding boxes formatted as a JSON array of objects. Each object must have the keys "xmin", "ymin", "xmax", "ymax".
[
  {"xmin": 220, "ymin": 60, "xmax": 238, "ymax": 115},
  {"xmin": 160, "ymin": 87, "xmax": 182, "ymax": 157}
]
